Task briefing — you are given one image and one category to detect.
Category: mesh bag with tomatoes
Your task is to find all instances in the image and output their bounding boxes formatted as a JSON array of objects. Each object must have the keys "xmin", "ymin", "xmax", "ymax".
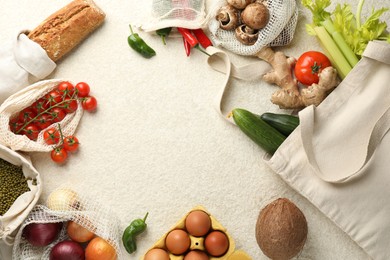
[
  {"xmin": 140, "ymin": 0, "xmax": 207, "ymax": 32},
  {"xmin": 208, "ymin": 0, "xmax": 299, "ymax": 56},
  {"xmin": 0, "ymin": 79, "xmax": 86, "ymax": 152},
  {"xmin": 12, "ymin": 187, "xmax": 123, "ymax": 260}
]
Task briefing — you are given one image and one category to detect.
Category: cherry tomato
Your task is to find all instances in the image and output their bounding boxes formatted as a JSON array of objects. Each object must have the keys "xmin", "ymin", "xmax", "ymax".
[
  {"xmin": 51, "ymin": 147, "xmax": 68, "ymax": 164},
  {"xmin": 50, "ymin": 108, "xmax": 67, "ymax": 123},
  {"xmin": 9, "ymin": 117, "xmax": 23, "ymax": 133},
  {"xmin": 62, "ymin": 98, "xmax": 78, "ymax": 113},
  {"xmin": 35, "ymin": 114, "xmax": 53, "ymax": 130},
  {"xmin": 45, "ymin": 90, "xmax": 63, "ymax": 106},
  {"xmin": 75, "ymin": 82, "xmax": 90, "ymax": 97},
  {"xmin": 23, "ymin": 124, "xmax": 40, "ymax": 140},
  {"xmin": 43, "ymin": 128, "xmax": 60, "ymax": 145},
  {"xmin": 63, "ymin": 136, "xmax": 79, "ymax": 152},
  {"xmin": 81, "ymin": 96, "xmax": 97, "ymax": 111},
  {"xmin": 18, "ymin": 107, "xmax": 37, "ymax": 123},
  {"xmin": 294, "ymin": 51, "xmax": 331, "ymax": 86},
  {"xmin": 57, "ymin": 81, "xmax": 75, "ymax": 97},
  {"xmin": 31, "ymin": 98, "xmax": 50, "ymax": 114}
]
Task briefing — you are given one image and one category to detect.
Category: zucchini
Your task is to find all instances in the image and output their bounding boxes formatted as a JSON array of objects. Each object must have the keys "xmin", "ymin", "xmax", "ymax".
[
  {"xmin": 260, "ymin": 112, "xmax": 299, "ymax": 136},
  {"xmin": 232, "ymin": 108, "xmax": 286, "ymax": 154}
]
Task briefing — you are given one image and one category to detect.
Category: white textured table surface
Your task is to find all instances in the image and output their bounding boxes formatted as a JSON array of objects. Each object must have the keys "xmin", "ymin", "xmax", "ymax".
[{"xmin": 1, "ymin": 0, "xmax": 388, "ymax": 259}]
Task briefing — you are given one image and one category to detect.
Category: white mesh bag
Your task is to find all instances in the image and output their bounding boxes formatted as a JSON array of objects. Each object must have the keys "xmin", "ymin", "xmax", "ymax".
[
  {"xmin": 0, "ymin": 79, "xmax": 83, "ymax": 152},
  {"xmin": 208, "ymin": 0, "xmax": 299, "ymax": 56},
  {"xmin": 140, "ymin": 0, "xmax": 207, "ymax": 31},
  {"xmin": 12, "ymin": 187, "xmax": 123, "ymax": 260}
]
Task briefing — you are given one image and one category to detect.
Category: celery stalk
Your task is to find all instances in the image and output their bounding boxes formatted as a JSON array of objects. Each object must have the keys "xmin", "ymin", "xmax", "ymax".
[
  {"xmin": 313, "ymin": 26, "xmax": 352, "ymax": 79},
  {"xmin": 322, "ymin": 19, "xmax": 359, "ymax": 67}
]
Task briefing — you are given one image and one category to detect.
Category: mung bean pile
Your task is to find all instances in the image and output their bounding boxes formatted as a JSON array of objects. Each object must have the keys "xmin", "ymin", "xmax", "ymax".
[{"xmin": 0, "ymin": 158, "xmax": 30, "ymax": 216}]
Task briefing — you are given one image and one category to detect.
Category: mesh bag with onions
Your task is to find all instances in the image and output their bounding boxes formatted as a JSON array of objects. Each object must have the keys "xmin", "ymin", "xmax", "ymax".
[
  {"xmin": 12, "ymin": 187, "xmax": 123, "ymax": 260},
  {"xmin": 0, "ymin": 79, "xmax": 83, "ymax": 152},
  {"xmin": 208, "ymin": 0, "xmax": 299, "ymax": 56},
  {"xmin": 140, "ymin": 0, "xmax": 207, "ymax": 31}
]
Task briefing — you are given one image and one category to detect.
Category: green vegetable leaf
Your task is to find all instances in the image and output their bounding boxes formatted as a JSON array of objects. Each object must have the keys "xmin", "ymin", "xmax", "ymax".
[{"xmin": 301, "ymin": 0, "xmax": 332, "ymax": 25}]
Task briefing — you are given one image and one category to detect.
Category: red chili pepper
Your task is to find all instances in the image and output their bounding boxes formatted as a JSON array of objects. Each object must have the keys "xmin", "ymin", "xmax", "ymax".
[
  {"xmin": 183, "ymin": 36, "xmax": 191, "ymax": 57},
  {"xmin": 177, "ymin": 27, "xmax": 198, "ymax": 48},
  {"xmin": 191, "ymin": 28, "xmax": 213, "ymax": 49}
]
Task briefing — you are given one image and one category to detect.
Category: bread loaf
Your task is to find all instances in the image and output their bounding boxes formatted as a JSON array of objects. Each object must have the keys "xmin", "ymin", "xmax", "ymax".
[{"xmin": 28, "ymin": 0, "xmax": 105, "ymax": 62}]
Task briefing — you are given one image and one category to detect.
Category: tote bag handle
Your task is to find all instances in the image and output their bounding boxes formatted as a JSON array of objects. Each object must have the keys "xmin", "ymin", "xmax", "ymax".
[{"xmin": 299, "ymin": 41, "xmax": 390, "ymax": 183}]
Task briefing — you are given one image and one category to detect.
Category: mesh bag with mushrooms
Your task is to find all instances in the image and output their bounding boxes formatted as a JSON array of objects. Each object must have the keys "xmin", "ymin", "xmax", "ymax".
[
  {"xmin": 12, "ymin": 187, "xmax": 123, "ymax": 260},
  {"xmin": 208, "ymin": 0, "xmax": 298, "ymax": 56},
  {"xmin": 139, "ymin": 0, "xmax": 208, "ymax": 32}
]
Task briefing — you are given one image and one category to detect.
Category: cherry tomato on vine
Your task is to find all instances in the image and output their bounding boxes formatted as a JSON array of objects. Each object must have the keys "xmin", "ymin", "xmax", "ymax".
[
  {"xmin": 9, "ymin": 117, "xmax": 23, "ymax": 133},
  {"xmin": 23, "ymin": 124, "xmax": 40, "ymax": 140},
  {"xmin": 18, "ymin": 107, "xmax": 37, "ymax": 123},
  {"xmin": 50, "ymin": 108, "xmax": 67, "ymax": 123},
  {"xmin": 63, "ymin": 136, "xmax": 79, "ymax": 152},
  {"xmin": 31, "ymin": 98, "xmax": 50, "ymax": 114},
  {"xmin": 75, "ymin": 82, "xmax": 90, "ymax": 97},
  {"xmin": 35, "ymin": 113, "xmax": 53, "ymax": 130},
  {"xmin": 81, "ymin": 96, "xmax": 97, "ymax": 111},
  {"xmin": 63, "ymin": 98, "xmax": 78, "ymax": 113},
  {"xmin": 51, "ymin": 147, "xmax": 68, "ymax": 164},
  {"xmin": 43, "ymin": 128, "xmax": 61, "ymax": 145},
  {"xmin": 57, "ymin": 81, "xmax": 75, "ymax": 97},
  {"xmin": 294, "ymin": 51, "xmax": 331, "ymax": 86},
  {"xmin": 45, "ymin": 90, "xmax": 63, "ymax": 106}
]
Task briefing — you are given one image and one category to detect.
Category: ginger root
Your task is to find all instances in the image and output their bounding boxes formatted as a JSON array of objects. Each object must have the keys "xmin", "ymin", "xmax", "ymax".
[{"xmin": 255, "ymin": 47, "xmax": 339, "ymax": 109}]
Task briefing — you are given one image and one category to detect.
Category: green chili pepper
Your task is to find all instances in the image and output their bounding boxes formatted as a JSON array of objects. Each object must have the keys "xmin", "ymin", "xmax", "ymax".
[
  {"xmin": 156, "ymin": 27, "xmax": 172, "ymax": 45},
  {"xmin": 122, "ymin": 212, "xmax": 149, "ymax": 254},
  {"xmin": 128, "ymin": 25, "xmax": 156, "ymax": 58}
]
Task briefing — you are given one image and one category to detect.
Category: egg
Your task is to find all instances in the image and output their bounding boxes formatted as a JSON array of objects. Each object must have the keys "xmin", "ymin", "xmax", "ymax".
[
  {"xmin": 165, "ymin": 229, "xmax": 190, "ymax": 255},
  {"xmin": 204, "ymin": 230, "xmax": 229, "ymax": 257},
  {"xmin": 185, "ymin": 210, "xmax": 211, "ymax": 237},
  {"xmin": 184, "ymin": 250, "xmax": 209, "ymax": 260},
  {"xmin": 144, "ymin": 248, "xmax": 170, "ymax": 260}
]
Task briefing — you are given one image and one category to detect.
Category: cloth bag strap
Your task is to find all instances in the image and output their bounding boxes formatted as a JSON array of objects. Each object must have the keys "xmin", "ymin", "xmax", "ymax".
[{"xmin": 299, "ymin": 41, "xmax": 390, "ymax": 183}]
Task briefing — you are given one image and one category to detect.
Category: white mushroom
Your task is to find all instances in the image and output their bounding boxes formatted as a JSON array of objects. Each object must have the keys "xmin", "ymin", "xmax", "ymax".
[
  {"xmin": 235, "ymin": 24, "xmax": 259, "ymax": 45},
  {"xmin": 227, "ymin": 0, "xmax": 255, "ymax": 10},
  {"xmin": 241, "ymin": 2, "xmax": 270, "ymax": 30},
  {"xmin": 216, "ymin": 5, "xmax": 241, "ymax": 31}
]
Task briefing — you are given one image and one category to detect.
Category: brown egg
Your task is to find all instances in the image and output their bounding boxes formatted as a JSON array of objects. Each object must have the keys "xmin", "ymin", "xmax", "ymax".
[
  {"xmin": 204, "ymin": 231, "xmax": 229, "ymax": 257},
  {"xmin": 185, "ymin": 210, "xmax": 211, "ymax": 237},
  {"xmin": 184, "ymin": 250, "xmax": 209, "ymax": 260},
  {"xmin": 165, "ymin": 229, "xmax": 190, "ymax": 255},
  {"xmin": 144, "ymin": 248, "xmax": 170, "ymax": 260}
]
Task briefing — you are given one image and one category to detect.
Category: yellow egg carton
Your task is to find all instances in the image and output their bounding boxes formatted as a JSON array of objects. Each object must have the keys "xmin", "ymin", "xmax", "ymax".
[{"xmin": 141, "ymin": 205, "xmax": 252, "ymax": 260}]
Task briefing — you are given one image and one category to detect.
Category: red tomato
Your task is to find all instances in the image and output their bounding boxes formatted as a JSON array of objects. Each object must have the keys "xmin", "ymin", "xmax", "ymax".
[
  {"xmin": 57, "ymin": 81, "xmax": 75, "ymax": 97},
  {"xmin": 63, "ymin": 136, "xmax": 79, "ymax": 152},
  {"xmin": 43, "ymin": 128, "xmax": 60, "ymax": 145},
  {"xmin": 50, "ymin": 108, "xmax": 67, "ymax": 123},
  {"xmin": 31, "ymin": 98, "xmax": 50, "ymax": 114},
  {"xmin": 45, "ymin": 90, "xmax": 63, "ymax": 106},
  {"xmin": 75, "ymin": 82, "xmax": 90, "ymax": 97},
  {"xmin": 23, "ymin": 124, "xmax": 40, "ymax": 140},
  {"xmin": 294, "ymin": 51, "xmax": 331, "ymax": 86},
  {"xmin": 9, "ymin": 117, "xmax": 23, "ymax": 133},
  {"xmin": 81, "ymin": 96, "xmax": 97, "ymax": 111},
  {"xmin": 63, "ymin": 98, "xmax": 78, "ymax": 113},
  {"xmin": 18, "ymin": 107, "xmax": 37, "ymax": 123},
  {"xmin": 35, "ymin": 114, "xmax": 52, "ymax": 130},
  {"xmin": 51, "ymin": 147, "xmax": 68, "ymax": 164}
]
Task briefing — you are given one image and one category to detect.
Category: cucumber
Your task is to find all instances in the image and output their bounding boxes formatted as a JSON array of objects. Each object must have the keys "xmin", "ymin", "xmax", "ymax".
[
  {"xmin": 260, "ymin": 112, "xmax": 300, "ymax": 136},
  {"xmin": 232, "ymin": 108, "xmax": 286, "ymax": 154}
]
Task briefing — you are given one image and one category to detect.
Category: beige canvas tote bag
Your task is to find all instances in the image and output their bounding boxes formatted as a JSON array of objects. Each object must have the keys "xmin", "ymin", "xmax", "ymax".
[{"xmin": 265, "ymin": 41, "xmax": 390, "ymax": 260}]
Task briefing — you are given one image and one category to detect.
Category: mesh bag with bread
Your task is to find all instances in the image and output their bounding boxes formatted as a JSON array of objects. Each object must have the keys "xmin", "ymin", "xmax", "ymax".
[
  {"xmin": 12, "ymin": 187, "xmax": 123, "ymax": 260},
  {"xmin": 0, "ymin": 79, "xmax": 83, "ymax": 152},
  {"xmin": 208, "ymin": 0, "xmax": 298, "ymax": 56}
]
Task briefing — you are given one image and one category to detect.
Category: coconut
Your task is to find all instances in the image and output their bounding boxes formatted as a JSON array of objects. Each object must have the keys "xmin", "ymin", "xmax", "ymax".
[{"xmin": 255, "ymin": 198, "xmax": 308, "ymax": 260}]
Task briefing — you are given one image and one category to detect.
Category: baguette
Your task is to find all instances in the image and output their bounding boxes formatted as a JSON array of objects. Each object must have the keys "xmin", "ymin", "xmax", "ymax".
[{"xmin": 28, "ymin": 0, "xmax": 105, "ymax": 62}]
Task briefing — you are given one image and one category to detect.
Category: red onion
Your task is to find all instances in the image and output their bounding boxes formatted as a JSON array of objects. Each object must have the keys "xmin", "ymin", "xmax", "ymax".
[
  {"xmin": 50, "ymin": 240, "xmax": 85, "ymax": 260},
  {"xmin": 23, "ymin": 222, "xmax": 63, "ymax": 247}
]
